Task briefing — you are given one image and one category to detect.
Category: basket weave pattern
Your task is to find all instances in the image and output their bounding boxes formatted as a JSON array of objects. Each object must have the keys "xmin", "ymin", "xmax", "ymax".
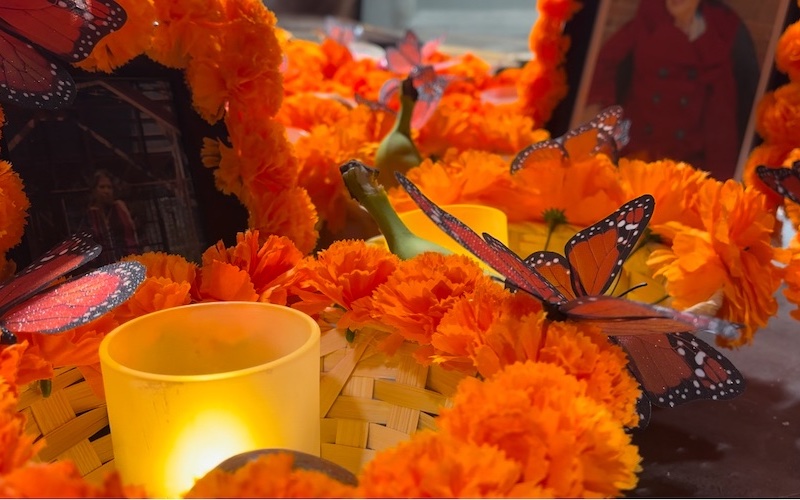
[
  {"xmin": 16, "ymin": 366, "xmax": 113, "ymax": 483},
  {"xmin": 15, "ymin": 327, "xmax": 466, "ymax": 479},
  {"xmin": 319, "ymin": 327, "xmax": 464, "ymax": 474}
]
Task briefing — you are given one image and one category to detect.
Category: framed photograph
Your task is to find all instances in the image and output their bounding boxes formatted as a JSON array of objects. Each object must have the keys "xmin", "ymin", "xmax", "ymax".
[
  {"xmin": 0, "ymin": 58, "xmax": 246, "ymax": 267},
  {"xmin": 570, "ymin": 0, "xmax": 793, "ymax": 180}
]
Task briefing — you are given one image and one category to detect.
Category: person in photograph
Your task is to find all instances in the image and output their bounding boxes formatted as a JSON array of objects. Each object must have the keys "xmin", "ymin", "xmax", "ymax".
[
  {"xmin": 583, "ymin": 0, "xmax": 759, "ymax": 179},
  {"xmin": 81, "ymin": 169, "xmax": 141, "ymax": 265}
]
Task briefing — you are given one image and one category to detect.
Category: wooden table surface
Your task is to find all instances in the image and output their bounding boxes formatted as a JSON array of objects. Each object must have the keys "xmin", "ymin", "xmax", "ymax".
[{"xmin": 632, "ymin": 292, "xmax": 800, "ymax": 498}]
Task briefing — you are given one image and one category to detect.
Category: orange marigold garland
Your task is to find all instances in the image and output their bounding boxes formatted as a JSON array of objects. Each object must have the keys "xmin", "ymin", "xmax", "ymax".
[
  {"xmin": 436, "ymin": 361, "xmax": 640, "ymax": 497},
  {"xmin": 516, "ymin": 0, "xmax": 583, "ymax": 126}
]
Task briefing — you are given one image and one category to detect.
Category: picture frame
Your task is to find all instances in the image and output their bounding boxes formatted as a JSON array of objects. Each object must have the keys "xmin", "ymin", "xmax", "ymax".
[
  {"xmin": 569, "ymin": 0, "xmax": 793, "ymax": 180},
  {"xmin": 0, "ymin": 57, "xmax": 247, "ymax": 267}
]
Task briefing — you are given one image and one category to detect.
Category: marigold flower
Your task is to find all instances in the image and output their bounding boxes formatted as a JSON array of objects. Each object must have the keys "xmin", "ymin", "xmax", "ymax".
[
  {"xmin": 755, "ymin": 82, "xmax": 800, "ymax": 146},
  {"xmin": 113, "ymin": 252, "xmax": 197, "ymax": 323},
  {"xmin": 776, "ymin": 20, "xmax": 800, "ymax": 82},
  {"xmin": 293, "ymin": 106, "xmax": 391, "ymax": 232},
  {"xmin": 247, "ymin": 186, "xmax": 319, "ymax": 255},
  {"xmin": 126, "ymin": 251, "xmax": 197, "ymax": 283},
  {"xmin": 538, "ymin": 321, "xmax": 642, "ymax": 428},
  {"xmin": 416, "ymin": 96, "xmax": 549, "ymax": 157},
  {"xmin": 649, "ymin": 181, "xmax": 787, "ymax": 345},
  {"xmin": 199, "ymin": 231, "xmax": 303, "ymax": 304},
  {"xmin": 0, "ymin": 161, "xmax": 29, "ymax": 255},
  {"xmin": 186, "ymin": 452, "xmax": 356, "ymax": 498},
  {"xmin": 618, "ymin": 158, "xmax": 711, "ymax": 228},
  {"xmin": 344, "ymin": 253, "xmax": 495, "ymax": 351},
  {"xmin": 437, "ymin": 361, "xmax": 640, "ymax": 498},
  {"xmin": 0, "ymin": 461, "xmax": 145, "ymax": 498},
  {"xmin": 358, "ymin": 430, "xmax": 542, "ymax": 498},
  {"xmin": 292, "ymin": 240, "xmax": 399, "ymax": 316},
  {"xmin": 782, "ymin": 244, "xmax": 800, "ymax": 321},
  {"xmin": 276, "ymin": 94, "xmax": 351, "ymax": 131},
  {"xmin": 431, "ymin": 290, "xmax": 640, "ymax": 427},
  {"xmin": 13, "ymin": 314, "xmax": 120, "ymax": 386},
  {"xmin": 517, "ymin": 0, "xmax": 580, "ymax": 128},
  {"xmin": 111, "ymin": 277, "xmax": 193, "ymax": 323},
  {"xmin": 147, "ymin": 0, "xmax": 225, "ymax": 69},
  {"xmin": 0, "ymin": 371, "xmax": 40, "ymax": 474},
  {"xmin": 387, "ymin": 148, "xmax": 549, "ymax": 223},
  {"xmin": 511, "ymin": 153, "xmax": 625, "ymax": 226},
  {"xmin": 0, "ymin": 343, "xmax": 51, "ymax": 392},
  {"xmin": 75, "ymin": 0, "xmax": 156, "ymax": 72}
]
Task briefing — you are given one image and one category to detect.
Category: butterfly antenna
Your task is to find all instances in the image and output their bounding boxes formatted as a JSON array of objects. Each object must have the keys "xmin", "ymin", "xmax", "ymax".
[{"xmin": 616, "ymin": 282, "xmax": 648, "ymax": 298}]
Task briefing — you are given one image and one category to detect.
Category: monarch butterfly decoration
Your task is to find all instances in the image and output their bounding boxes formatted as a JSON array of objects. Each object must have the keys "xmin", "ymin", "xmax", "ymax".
[
  {"xmin": 510, "ymin": 106, "xmax": 631, "ymax": 173},
  {"xmin": 395, "ymin": 171, "xmax": 746, "ymax": 425},
  {"xmin": 0, "ymin": 0, "xmax": 127, "ymax": 110},
  {"xmin": 378, "ymin": 30, "xmax": 456, "ymax": 130},
  {"xmin": 0, "ymin": 232, "xmax": 145, "ymax": 345},
  {"xmin": 755, "ymin": 161, "xmax": 800, "ymax": 204}
]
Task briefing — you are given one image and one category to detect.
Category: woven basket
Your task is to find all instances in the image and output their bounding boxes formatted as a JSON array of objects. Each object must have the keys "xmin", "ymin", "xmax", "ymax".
[
  {"xmin": 16, "ymin": 366, "xmax": 113, "ymax": 484},
  {"xmin": 15, "ymin": 326, "xmax": 465, "ymax": 480},
  {"xmin": 319, "ymin": 327, "xmax": 464, "ymax": 474}
]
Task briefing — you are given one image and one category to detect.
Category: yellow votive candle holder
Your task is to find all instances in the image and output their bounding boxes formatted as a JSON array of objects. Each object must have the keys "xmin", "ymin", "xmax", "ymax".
[
  {"xmin": 99, "ymin": 302, "xmax": 321, "ymax": 498},
  {"xmin": 399, "ymin": 204, "xmax": 509, "ymax": 251}
]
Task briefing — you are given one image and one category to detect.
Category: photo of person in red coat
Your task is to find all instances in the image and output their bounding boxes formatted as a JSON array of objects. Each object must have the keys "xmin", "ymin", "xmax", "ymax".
[{"xmin": 580, "ymin": 0, "xmax": 760, "ymax": 180}]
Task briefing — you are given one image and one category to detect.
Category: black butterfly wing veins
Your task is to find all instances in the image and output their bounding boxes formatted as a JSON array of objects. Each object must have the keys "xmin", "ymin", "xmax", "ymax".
[
  {"xmin": 509, "ymin": 140, "xmax": 569, "ymax": 173},
  {"xmin": 0, "ymin": 232, "xmax": 101, "ymax": 344},
  {"xmin": 523, "ymin": 251, "xmax": 575, "ymax": 301},
  {"xmin": 510, "ymin": 105, "xmax": 628, "ymax": 173},
  {"xmin": 0, "ymin": 31, "xmax": 76, "ymax": 109},
  {"xmin": 394, "ymin": 171, "xmax": 563, "ymax": 304},
  {"xmin": 385, "ymin": 29, "xmax": 423, "ymax": 73},
  {"xmin": 0, "ymin": 0, "xmax": 127, "ymax": 109},
  {"xmin": 2, "ymin": 260, "xmax": 146, "ymax": 335},
  {"xmin": 609, "ymin": 331, "xmax": 745, "ymax": 408},
  {"xmin": 564, "ymin": 194, "xmax": 654, "ymax": 298},
  {"xmin": 755, "ymin": 161, "xmax": 800, "ymax": 204}
]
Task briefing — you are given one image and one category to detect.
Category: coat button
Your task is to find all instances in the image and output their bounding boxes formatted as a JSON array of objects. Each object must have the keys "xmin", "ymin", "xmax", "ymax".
[
  {"xmin": 658, "ymin": 67, "xmax": 669, "ymax": 78},
  {"xmin": 644, "ymin": 124, "xmax": 654, "ymax": 135},
  {"xmin": 652, "ymin": 93, "xmax": 661, "ymax": 104},
  {"xmin": 675, "ymin": 129, "xmax": 686, "ymax": 140},
  {"xmin": 687, "ymin": 68, "xmax": 698, "ymax": 80},
  {"xmin": 680, "ymin": 96, "xmax": 689, "ymax": 107}
]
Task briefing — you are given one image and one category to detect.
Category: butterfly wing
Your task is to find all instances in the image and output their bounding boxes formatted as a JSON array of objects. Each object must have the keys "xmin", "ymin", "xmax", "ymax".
[
  {"xmin": 385, "ymin": 30, "xmax": 422, "ymax": 74},
  {"xmin": 509, "ymin": 139, "xmax": 569, "ymax": 173},
  {"xmin": 2, "ymin": 261, "xmax": 145, "ymax": 334},
  {"xmin": 524, "ymin": 251, "xmax": 576, "ymax": 301},
  {"xmin": 378, "ymin": 78, "xmax": 401, "ymax": 107},
  {"xmin": 0, "ymin": 232, "xmax": 101, "ymax": 314},
  {"xmin": 565, "ymin": 194, "xmax": 654, "ymax": 298},
  {"xmin": 0, "ymin": 0, "xmax": 127, "ymax": 62},
  {"xmin": 395, "ymin": 172, "xmax": 563, "ymax": 303},
  {"xmin": 562, "ymin": 105, "xmax": 628, "ymax": 163},
  {"xmin": 610, "ymin": 331, "xmax": 745, "ymax": 408},
  {"xmin": 755, "ymin": 162, "xmax": 800, "ymax": 204},
  {"xmin": 511, "ymin": 106, "xmax": 628, "ymax": 172},
  {"xmin": 559, "ymin": 295, "xmax": 743, "ymax": 340},
  {"xmin": 409, "ymin": 66, "xmax": 450, "ymax": 129},
  {"xmin": 0, "ymin": 30, "xmax": 75, "ymax": 109},
  {"xmin": 323, "ymin": 16, "xmax": 363, "ymax": 46},
  {"xmin": 0, "ymin": 0, "xmax": 125, "ymax": 109}
]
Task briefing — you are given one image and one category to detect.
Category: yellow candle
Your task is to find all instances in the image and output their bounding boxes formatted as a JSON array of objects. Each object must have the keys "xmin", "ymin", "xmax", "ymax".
[
  {"xmin": 400, "ymin": 204, "xmax": 509, "ymax": 251},
  {"xmin": 367, "ymin": 204, "xmax": 509, "ymax": 262},
  {"xmin": 99, "ymin": 302, "xmax": 321, "ymax": 498}
]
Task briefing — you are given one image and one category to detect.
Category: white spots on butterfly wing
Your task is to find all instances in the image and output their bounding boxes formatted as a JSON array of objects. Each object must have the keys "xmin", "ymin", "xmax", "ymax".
[
  {"xmin": 694, "ymin": 368, "xmax": 707, "ymax": 378},
  {"xmin": 694, "ymin": 351, "xmax": 708, "ymax": 366}
]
